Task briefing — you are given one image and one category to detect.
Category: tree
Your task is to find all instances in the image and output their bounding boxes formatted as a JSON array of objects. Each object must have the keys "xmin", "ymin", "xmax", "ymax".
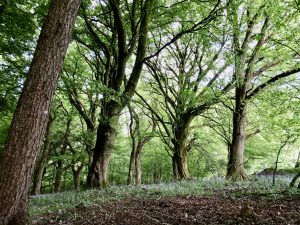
[
  {"xmin": 140, "ymin": 30, "xmax": 232, "ymax": 179},
  {"xmin": 72, "ymin": 0, "xmax": 155, "ymax": 188},
  {"xmin": 62, "ymin": 46, "xmax": 99, "ymax": 165},
  {"xmin": 53, "ymin": 118, "xmax": 72, "ymax": 193},
  {"xmin": 127, "ymin": 104, "xmax": 156, "ymax": 185},
  {"xmin": 251, "ymin": 79, "xmax": 300, "ymax": 185},
  {"xmin": 226, "ymin": 0, "xmax": 300, "ymax": 180},
  {"xmin": 0, "ymin": 0, "xmax": 80, "ymax": 224},
  {"xmin": 73, "ymin": 0, "xmax": 228, "ymax": 188},
  {"xmin": 45, "ymin": 98, "xmax": 89, "ymax": 193}
]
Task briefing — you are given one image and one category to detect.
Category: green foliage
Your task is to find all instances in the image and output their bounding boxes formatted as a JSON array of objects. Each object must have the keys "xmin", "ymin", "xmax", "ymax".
[
  {"xmin": 0, "ymin": 1, "xmax": 46, "ymax": 154},
  {"xmin": 1, "ymin": 0, "xmax": 300, "ymax": 197},
  {"xmin": 0, "ymin": 1, "xmax": 36, "ymax": 56}
]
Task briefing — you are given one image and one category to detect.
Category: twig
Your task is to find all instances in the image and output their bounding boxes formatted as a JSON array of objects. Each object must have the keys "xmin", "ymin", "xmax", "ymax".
[{"xmin": 272, "ymin": 136, "xmax": 290, "ymax": 186}]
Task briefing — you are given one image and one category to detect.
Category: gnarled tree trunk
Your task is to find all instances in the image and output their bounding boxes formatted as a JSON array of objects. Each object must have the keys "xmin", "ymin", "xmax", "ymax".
[
  {"xmin": 87, "ymin": 117, "xmax": 118, "ymax": 188},
  {"xmin": 54, "ymin": 161, "xmax": 64, "ymax": 193},
  {"xmin": 172, "ymin": 151, "xmax": 190, "ymax": 179},
  {"xmin": 86, "ymin": 0, "xmax": 153, "ymax": 189},
  {"xmin": 171, "ymin": 115, "xmax": 193, "ymax": 179},
  {"xmin": 0, "ymin": 0, "xmax": 80, "ymax": 224},
  {"xmin": 226, "ymin": 86, "xmax": 248, "ymax": 180},
  {"xmin": 72, "ymin": 163, "xmax": 84, "ymax": 191}
]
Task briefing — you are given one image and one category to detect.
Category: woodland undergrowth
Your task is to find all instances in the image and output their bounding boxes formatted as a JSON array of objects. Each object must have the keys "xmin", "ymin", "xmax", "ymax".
[{"xmin": 29, "ymin": 176, "xmax": 300, "ymax": 216}]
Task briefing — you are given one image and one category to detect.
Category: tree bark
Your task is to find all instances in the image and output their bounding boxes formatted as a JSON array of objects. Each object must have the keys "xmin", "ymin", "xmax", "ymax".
[
  {"xmin": 86, "ymin": 117, "xmax": 118, "ymax": 188},
  {"xmin": 172, "ymin": 151, "xmax": 190, "ymax": 179},
  {"xmin": 54, "ymin": 161, "xmax": 64, "ymax": 193},
  {"xmin": 135, "ymin": 141, "xmax": 144, "ymax": 185},
  {"xmin": 127, "ymin": 148, "xmax": 135, "ymax": 185},
  {"xmin": 72, "ymin": 163, "xmax": 84, "ymax": 191},
  {"xmin": 127, "ymin": 104, "xmax": 137, "ymax": 185},
  {"xmin": 126, "ymin": 105, "xmax": 153, "ymax": 186},
  {"xmin": 226, "ymin": 86, "xmax": 248, "ymax": 180},
  {"xmin": 171, "ymin": 115, "xmax": 193, "ymax": 179},
  {"xmin": 0, "ymin": 0, "xmax": 80, "ymax": 224},
  {"xmin": 31, "ymin": 116, "xmax": 54, "ymax": 195}
]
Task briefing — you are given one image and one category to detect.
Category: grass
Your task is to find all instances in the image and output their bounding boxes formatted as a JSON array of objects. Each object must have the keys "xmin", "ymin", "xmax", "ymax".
[{"xmin": 29, "ymin": 176, "xmax": 300, "ymax": 216}]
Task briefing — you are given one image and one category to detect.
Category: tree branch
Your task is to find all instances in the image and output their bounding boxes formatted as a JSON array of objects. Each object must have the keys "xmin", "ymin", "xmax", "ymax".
[{"xmin": 246, "ymin": 68, "xmax": 300, "ymax": 99}]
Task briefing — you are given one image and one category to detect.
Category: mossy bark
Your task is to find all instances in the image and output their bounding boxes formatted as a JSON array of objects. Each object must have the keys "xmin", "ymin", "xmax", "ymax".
[
  {"xmin": 72, "ymin": 163, "xmax": 84, "ymax": 191},
  {"xmin": 171, "ymin": 115, "xmax": 193, "ymax": 180}
]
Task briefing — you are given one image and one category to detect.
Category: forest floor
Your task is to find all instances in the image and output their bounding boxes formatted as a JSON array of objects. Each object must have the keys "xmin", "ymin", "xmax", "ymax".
[{"xmin": 31, "ymin": 178, "xmax": 300, "ymax": 225}]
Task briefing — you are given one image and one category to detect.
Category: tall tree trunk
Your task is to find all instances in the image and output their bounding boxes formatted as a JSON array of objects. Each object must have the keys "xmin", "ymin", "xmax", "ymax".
[
  {"xmin": 128, "ymin": 133, "xmax": 153, "ymax": 185},
  {"xmin": 86, "ymin": 0, "xmax": 153, "ymax": 189},
  {"xmin": 86, "ymin": 130, "xmax": 96, "ymax": 168},
  {"xmin": 171, "ymin": 115, "xmax": 192, "ymax": 179},
  {"xmin": 54, "ymin": 161, "xmax": 63, "ymax": 193},
  {"xmin": 31, "ymin": 115, "xmax": 54, "ymax": 195},
  {"xmin": 127, "ymin": 104, "xmax": 136, "ymax": 185},
  {"xmin": 127, "ymin": 148, "xmax": 135, "ymax": 185},
  {"xmin": 172, "ymin": 150, "xmax": 189, "ymax": 179},
  {"xmin": 0, "ymin": 1, "xmax": 80, "ymax": 224},
  {"xmin": 72, "ymin": 163, "xmax": 84, "ymax": 191},
  {"xmin": 87, "ymin": 117, "xmax": 118, "ymax": 188},
  {"xmin": 135, "ymin": 142, "xmax": 144, "ymax": 185},
  {"xmin": 134, "ymin": 139, "xmax": 151, "ymax": 185},
  {"xmin": 226, "ymin": 87, "xmax": 248, "ymax": 180}
]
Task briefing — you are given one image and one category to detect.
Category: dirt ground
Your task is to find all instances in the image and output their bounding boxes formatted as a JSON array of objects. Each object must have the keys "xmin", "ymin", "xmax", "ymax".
[{"xmin": 32, "ymin": 194, "xmax": 300, "ymax": 225}]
